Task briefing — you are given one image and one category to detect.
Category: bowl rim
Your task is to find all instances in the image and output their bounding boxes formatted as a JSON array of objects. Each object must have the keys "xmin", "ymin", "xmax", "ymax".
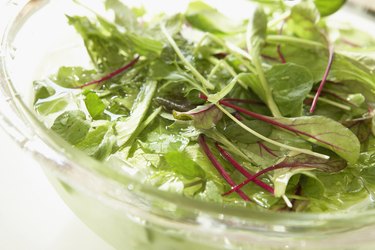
[{"xmin": 2, "ymin": 0, "xmax": 375, "ymax": 236}]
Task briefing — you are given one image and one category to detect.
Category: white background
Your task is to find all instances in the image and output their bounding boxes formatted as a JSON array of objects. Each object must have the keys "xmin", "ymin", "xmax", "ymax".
[
  {"xmin": 0, "ymin": 128, "xmax": 114, "ymax": 250},
  {"xmin": 0, "ymin": 0, "xmax": 112, "ymax": 248}
]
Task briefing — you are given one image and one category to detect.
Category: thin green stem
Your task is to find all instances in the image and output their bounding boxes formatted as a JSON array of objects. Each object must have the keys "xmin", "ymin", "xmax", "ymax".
[
  {"xmin": 215, "ymin": 104, "xmax": 330, "ymax": 160},
  {"xmin": 267, "ymin": 35, "xmax": 326, "ymax": 49},
  {"xmin": 161, "ymin": 24, "xmax": 215, "ymax": 90},
  {"xmin": 208, "ymin": 57, "xmax": 248, "ymax": 89},
  {"xmin": 307, "ymin": 94, "xmax": 351, "ymax": 111},
  {"xmin": 246, "ymin": 22, "xmax": 282, "ymax": 117}
]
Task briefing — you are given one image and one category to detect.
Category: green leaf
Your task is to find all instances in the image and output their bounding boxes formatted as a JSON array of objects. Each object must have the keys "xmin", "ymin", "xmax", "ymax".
[
  {"xmin": 35, "ymin": 96, "xmax": 69, "ymax": 116},
  {"xmin": 313, "ymin": 0, "xmax": 346, "ymax": 17},
  {"xmin": 67, "ymin": 15, "xmax": 129, "ymax": 72},
  {"xmin": 116, "ymin": 80, "xmax": 157, "ymax": 146},
  {"xmin": 266, "ymin": 63, "xmax": 314, "ymax": 117},
  {"xmin": 53, "ymin": 66, "xmax": 96, "ymax": 88},
  {"xmin": 223, "ymin": 119, "xmax": 272, "ymax": 144},
  {"xmin": 248, "ymin": 6, "xmax": 267, "ymax": 51},
  {"xmin": 84, "ymin": 92, "xmax": 106, "ymax": 119},
  {"xmin": 173, "ymin": 104, "xmax": 223, "ymax": 130},
  {"xmin": 51, "ymin": 110, "xmax": 90, "ymax": 145},
  {"xmin": 105, "ymin": 0, "xmax": 139, "ymax": 32},
  {"xmin": 288, "ymin": 2, "xmax": 322, "ymax": 41},
  {"xmin": 185, "ymin": 1, "xmax": 244, "ymax": 34},
  {"xmin": 33, "ymin": 80, "xmax": 56, "ymax": 104},
  {"xmin": 75, "ymin": 124, "xmax": 115, "ymax": 160},
  {"xmin": 274, "ymin": 116, "xmax": 360, "ymax": 163},
  {"xmin": 164, "ymin": 151, "xmax": 205, "ymax": 179},
  {"xmin": 140, "ymin": 129, "xmax": 189, "ymax": 154}
]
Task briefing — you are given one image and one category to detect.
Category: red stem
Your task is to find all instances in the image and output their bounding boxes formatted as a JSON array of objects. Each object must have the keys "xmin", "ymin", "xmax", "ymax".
[
  {"xmin": 257, "ymin": 141, "xmax": 278, "ymax": 157},
  {"xmin": 224, "ymin": 162, "xmax": 313, "ymax": 196},
  {"xmin": 199, "ymin": 93, "xmax": 340, "ymax": 150},
  {"xmin": 222, "ymin": 98, "xmax": 265, "ymax": 105},
  {"xmin": 309, "ymin": 45, "xmax": 335, "ymax": 113},
  {"xmin": 77, "ymin": 56, "xmax": 140, "ymax": 88},
  {"xmin": 215, "ymin": 143, "xmax": 274, "ymax": 194},
  {"xmin": 276, "ymin": 20, "xmax": 287, "ymax": 64},
  {"xmin": 198, "ymin": 135, "xmax": 251, "ymax": 201}
]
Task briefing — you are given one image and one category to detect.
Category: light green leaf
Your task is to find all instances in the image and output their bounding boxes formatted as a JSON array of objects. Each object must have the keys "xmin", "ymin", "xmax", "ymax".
[{"xmin": 51, "ymin": 110, "xmax": 90, "ymax": 145}]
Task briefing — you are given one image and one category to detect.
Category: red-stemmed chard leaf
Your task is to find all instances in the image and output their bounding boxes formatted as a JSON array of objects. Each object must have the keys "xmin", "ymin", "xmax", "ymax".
[
  {"xmin": 309, "ymin": 44, "xmax": 335, "ymax": 113},
  {"xmin": 215, "ymin": 143, "xmax": 274, "ymax": 194},
  {"xmin": 224, "ymin": 154, "xmax": 347, "ymax": 196},
  {"xmin": 198, "ymin": 135, "xmax": 251, "ymax": 201},
  {"xmin": 173, "ymin": 104, "xmax": 223, "ymax": 129},
  {"xmin": 200, "ymin": 94, "xmax": 360, "ymax": 163},
  {"xmin": 77, "ymin": 56, "xmax": 140, "ymax": 88}
]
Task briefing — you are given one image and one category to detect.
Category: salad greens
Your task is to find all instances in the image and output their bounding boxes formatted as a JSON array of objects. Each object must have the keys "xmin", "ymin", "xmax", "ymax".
[{"xmin": 33, "ymin": 0, "xmax": 375, "ymax": 212}]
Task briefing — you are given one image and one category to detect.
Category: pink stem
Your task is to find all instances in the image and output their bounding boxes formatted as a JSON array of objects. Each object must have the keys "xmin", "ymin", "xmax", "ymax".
[
  {"xmin": 257, "ymin": 141, "xmax": 278, "ymax": 157},
  {"xmin": 309, "ymin": 45, "xmax": 335, "ymax": 113},
  {"xmin": 222, "ymin": 98, "xmax": 265, "ymax": 105},
  {"xmin": 77, "ymin": 56, "xmax": 140, "ymax": 88},
  {"xmin": 276, "ymin": 20, "xmax": 287, "ymax": 64},
  {"xmin": 224, "ymin": 162, "xmax": 313, "ymax": 196},
  {"xmin": 198, "ymin": 135, "xmax": 251, "ymax": 201},
  {"xmin": 215, "ymin": 143, "xmax": 274, "ymax": 194}
]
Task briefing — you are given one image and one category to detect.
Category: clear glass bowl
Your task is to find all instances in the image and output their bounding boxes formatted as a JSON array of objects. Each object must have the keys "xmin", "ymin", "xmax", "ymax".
[{"xmin": 1, "ymin": 1, "xmax": 375, "ymax": 249}]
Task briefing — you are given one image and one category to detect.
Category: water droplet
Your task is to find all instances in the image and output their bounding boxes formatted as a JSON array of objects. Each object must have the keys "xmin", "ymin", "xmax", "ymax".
[{"xmin": 127, "ymin": 184, "xmax": 134, "ymax": 191}]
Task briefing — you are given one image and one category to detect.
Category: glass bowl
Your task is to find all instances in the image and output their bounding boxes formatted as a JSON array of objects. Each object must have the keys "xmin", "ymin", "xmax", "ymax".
[{"xmin": 1, "ymin": 1, "xmax": 375, "ymax": 249}]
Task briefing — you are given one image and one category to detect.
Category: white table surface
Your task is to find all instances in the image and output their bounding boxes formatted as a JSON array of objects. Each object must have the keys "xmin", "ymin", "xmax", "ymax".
[{"xmin": 0, "ymin": 129, "xmax": 114, "ymax": 250}]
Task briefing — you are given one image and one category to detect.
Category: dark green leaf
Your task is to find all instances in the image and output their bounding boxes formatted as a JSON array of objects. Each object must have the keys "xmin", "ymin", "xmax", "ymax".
[{"xmin": 266, "ymin": 63, "xmax": 314, "ymax": 116}]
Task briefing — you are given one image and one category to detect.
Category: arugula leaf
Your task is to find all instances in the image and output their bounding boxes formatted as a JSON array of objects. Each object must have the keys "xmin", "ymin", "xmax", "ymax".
[
  {"xmin": 104, "ymin": 0, "xmax": 139, "ymax": 32},
  {"xmin": 116, "ymin": 80, "xmax": 157, "ymax": 146},
  {"xmin": 267, "ymin": 63, "xmax": 314, "ymax": 116},
  {"xmin": 247, "ymin": 7, "xmax": 281, "ymax": 117},
  {"xmin": 185, "ymin": 1, "xmax": 244, "ymax": 35},
  {"xmin": 51, "ymin": 110, "xmax": 90, "ymax": 145},
  {"xmin": 84, "ymin": 92, "xmax": 106, "ymax": 119}
]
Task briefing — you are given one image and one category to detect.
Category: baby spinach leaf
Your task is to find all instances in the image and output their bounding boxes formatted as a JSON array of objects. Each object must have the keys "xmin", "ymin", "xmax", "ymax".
[
  {"xmin": 173, "ymin": 104, "xmax": 223, "ymax": 129},
  {"xmin": 84, "ymin": 92, "xmax": 106, "ymax": 119},
  {"xmin": 185, "ymin": 1, "xmax": 244, "ymax": 34},
  {"xmin": 266, "ymin": 63, "xmax": 314, "ymax": 117},
  {"xmin": 274, "ymin": 116, "xmax": 360, "ymax": 163},
  {"xmin": 51, "ymin": 110, "xmax": 90, "ymax": 145}
]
